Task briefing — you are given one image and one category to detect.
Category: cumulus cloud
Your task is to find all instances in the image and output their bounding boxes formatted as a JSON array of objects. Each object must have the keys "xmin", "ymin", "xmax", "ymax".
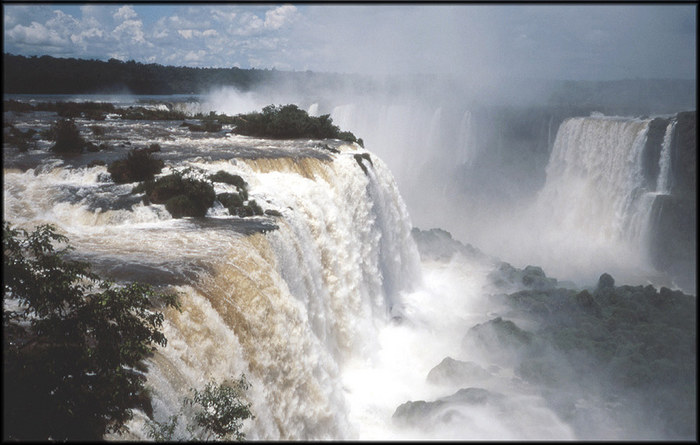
[
  {"xmin": 113, "ymin": 19, "xmax": 146, "ymax": 44},
  {"xmin": 264, "ymin": 4, "xmax": 297, "ymax": 30},
  {"xmin": 113, "ymin": 5, "xmax": 137, "ymax": 22},
  {"xmin": 7, "ymin": 21, "xmax": 67, "ymax": 47},
  {"xmin": 2, "ymin": 3, "xmax": 695, "ymax": 79}
]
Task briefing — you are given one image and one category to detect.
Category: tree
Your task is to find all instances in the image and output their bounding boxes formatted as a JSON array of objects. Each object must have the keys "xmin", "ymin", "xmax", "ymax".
[
  {"xmin": 3, "ymin": 222, "xmax": 180, "ymax": 440},
  {"xmin": 145, "ymin": 376, "xmax": 254, "ymax": 441}
]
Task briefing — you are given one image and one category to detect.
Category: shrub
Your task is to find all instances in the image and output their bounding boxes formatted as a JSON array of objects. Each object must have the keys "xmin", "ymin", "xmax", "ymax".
[
  {"xmin": 232, "ymin": 104, "xmax": 360, "ymax": 142},
  {"xmin": 144, "ymin": 377, "xmax": 253, "ymax": 441},
  {"xmin": 164, "ymin": 195, "xmax": 204, "ymax": 218},
  {"xmin": 209, "ymin": 171, "xmax": 247, "ymax": 189},
  {"xmin": 48, "ymin": 119, "xmax": 85, "ymax": 154},
  {"xmin": 108, "ymin": 149, "xmax": 165, "ymax": 184},
  {"xmin": 217, "ymin": 192, "xmax": 244, "ymax": 209},
  {"xmin": 136, "ymin": 171, "xmax": 216, "ymax": 218}
]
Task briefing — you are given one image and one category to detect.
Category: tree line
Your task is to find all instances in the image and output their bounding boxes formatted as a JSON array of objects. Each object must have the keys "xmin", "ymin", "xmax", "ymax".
[{"xmin": 3, "ymin": 53, "xmax": 353, "ymax": 95}]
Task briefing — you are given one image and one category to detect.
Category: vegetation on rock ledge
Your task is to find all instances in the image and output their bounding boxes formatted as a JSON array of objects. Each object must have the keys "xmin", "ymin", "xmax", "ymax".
[{"xmin": 3, "ymin": 222, "xmax": 181, "ymax": 441}]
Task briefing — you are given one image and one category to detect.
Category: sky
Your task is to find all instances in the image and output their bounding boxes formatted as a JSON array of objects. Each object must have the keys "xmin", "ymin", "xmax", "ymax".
[{"xmin": 2, "ymin": 3, "xmax": 697, "ymax": 81}]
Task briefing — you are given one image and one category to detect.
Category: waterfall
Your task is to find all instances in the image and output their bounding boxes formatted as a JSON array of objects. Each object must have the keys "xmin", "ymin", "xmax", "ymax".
[
  {"xmin": 656, "ymin": 119, "xmax": 676, "ymax": 194},
  {"xmin": 536, "ymin": 115, "xmax": 653, "ymax": 246},
  {"xmin": 3, "ymin": 141, "xmax": 422, "ymax": 440},
  {"xmin": 456, "ymin": 110, "xmax": 473, "ymax": 166}
]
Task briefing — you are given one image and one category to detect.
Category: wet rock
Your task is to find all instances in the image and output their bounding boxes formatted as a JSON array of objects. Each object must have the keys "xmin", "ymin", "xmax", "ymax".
[
  {"xmin": 489, "ymin": 261, "xmax": 557, "ymax": 291},
  {"xmin": 411, "ymin": 227, "xmax": 487, "ymax": 262},
  {"xmin": 597, "ymin": 273, "xmax": 615, "ymax": 290},
  {"xmin": 462, "ymin": 317, "xmax": 533, "ymax": 361},
  {"xmin": 264, "ymin": 209, "xmax": 282, "ymax": 217},
  {"xmin": 426, "ymin": 357, "xmax": 492, "ymax": 386},
  {"xmin": 393, "ymin": 387, "xmax": 501, "ymax": 428}
]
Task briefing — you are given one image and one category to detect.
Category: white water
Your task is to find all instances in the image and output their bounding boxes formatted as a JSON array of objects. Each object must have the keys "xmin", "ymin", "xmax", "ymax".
[
  {"xmin": 460, "ymin": 114, "xmax": 673, "ymax": 288},
  {"xmin": 4, "ymin": 96, "xmax": 690, "ymax": 439},
  {"xmin": 536, "ymin": 116, "xmax": 652, "ymax": 246},
  {"xmin": 657, "ymin": 118, "xmax": 676, "ymax": 194},
  {"xmin": 3, "ymin": 120, "xmax": 583, "ymax": 440}
]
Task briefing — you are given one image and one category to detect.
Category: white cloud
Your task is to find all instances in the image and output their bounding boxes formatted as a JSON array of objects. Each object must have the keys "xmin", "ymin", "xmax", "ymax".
[
  {"xmin": 70, "ymin": 27, "xmax": 105, "ymax": 48},
  {"xmin": 113, "ymin": 19, "xmax": 146, "ymax": 44},
  {"xmin": 184, "ymin": 50, "xmax": 206, "ymax": 62},
  {"xmin": 5, "ymin": 12, "xmax": 17, "ymax": 28},
  {"xmin": 264, "ymin": 4, "xmax": 297, "ymax": 30},
  {"xmin": 235, "ymin": 12, "xmax": 264, "ymax": 36},
  {"xmin": 7, "ymin": 22, "xmax": 67, "ymax": 47},
  {"xmin": 178, "ymin": 29, "xmax": 194, "ymax": 40},
  {"xmin": 212, "ymin": 8, "xmax": 237, "ymax": 22},
  {"xmin": 177, "ymin": 29, "xmax": 219, "ymax": 40},
  {"xmin": 113, "ymin": 5, "xmax": 137, "ymax": 22}
]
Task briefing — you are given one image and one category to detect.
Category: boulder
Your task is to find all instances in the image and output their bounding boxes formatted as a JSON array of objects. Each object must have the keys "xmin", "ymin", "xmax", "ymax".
[
  {"xmin": 108, "ymin": 148, "xmax": 164, "ymax": 184},
  {"xmin": 426, "ymin": 357, "xmax": 491, "ymax": 386},
  {"xmin": 393, "ymin": 387, "xmax": 501, "ymax": 428}
]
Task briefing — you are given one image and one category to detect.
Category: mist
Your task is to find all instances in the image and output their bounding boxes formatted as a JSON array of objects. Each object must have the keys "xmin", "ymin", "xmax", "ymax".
[{"xmin": 196, "ymin": 68, "xmax": 694, "ymax": 290}]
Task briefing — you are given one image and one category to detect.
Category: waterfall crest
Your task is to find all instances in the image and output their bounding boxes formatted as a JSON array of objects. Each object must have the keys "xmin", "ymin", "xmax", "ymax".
[
  {"xmin": 536, "ymin": 116, "xmax": 653, "ymax": 246},
  {"xmin": 3, "ymin": 142, "xmax": 422, "ymax": 440}
]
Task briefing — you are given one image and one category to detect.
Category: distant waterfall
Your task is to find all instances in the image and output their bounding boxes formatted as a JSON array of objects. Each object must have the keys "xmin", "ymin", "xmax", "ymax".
[
  {"xmin": 536, "ymin": 115, "xmax": 653, "ymax": 248},
  {"xmin": 656, "ymin": 119, "xmax": 676, "ymax": 194}
]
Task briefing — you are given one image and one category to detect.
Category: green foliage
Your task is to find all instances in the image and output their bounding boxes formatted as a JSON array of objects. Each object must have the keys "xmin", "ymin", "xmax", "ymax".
[
  {"xmin": 3, "ymin": 222, "xmax": 180, "ymax": 441},
  {"xmin": 209, "ymin": 170, "xmax": 247, "ymax": 189},
  {"xmin": 145, "ymin": 377, "xmax": 254, "ymax": 441},
  {"xmin": 217, "ymin": 192, "xmax": 244, "ymax": 209},
  {"xmin": 48, "ymin": 118, "xmax": 85, "ymax": 154},
  {"xmin": 208, "ymin": 171, "xmax": 266, "ymax": 217},
  {"xmin": 108, "ymin": 149, "xmax": 165, "ymax": 184},
  {"xmin": 232, "ymin": 104, "xmax": 359, "ymax": 142},
  {"xmin": 135, "ymin": 170, "xmax": 216, "ymax": 218},
  {"xmin": 145, "ymin": 414, "xmax": 179, "ymax": 442},
  {"xmin": 186, "ymin": 377, "xmax": 254, "ymax": 441}
]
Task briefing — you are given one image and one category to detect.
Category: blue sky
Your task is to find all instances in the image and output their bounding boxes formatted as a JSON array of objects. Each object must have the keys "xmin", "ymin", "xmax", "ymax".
[{"xmin": 3, "ymin": 3, "xmax": 696, "ymax": 81}]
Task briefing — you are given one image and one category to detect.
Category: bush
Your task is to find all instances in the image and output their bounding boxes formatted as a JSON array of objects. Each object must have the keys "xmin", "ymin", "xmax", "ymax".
[
  {"xmin": 48, "ymin": 119, "xmax": 85, "ymax": 154},
  {"xmin": 108, "ymin": 149, "xmax": 165, "ymax": 184},
  {"xmin": 217, "ymin": 192, "xmax": 244, "ymax": 209},
  {"xmin": 232, "ymin": 104, "xmax": 359, "ymax": 142},
  {"xmin": 164, "ymin": 195, "xmax": 203, "ymax": 218},
  {"xmin": 3, "ymin": 222, "xmax": 180, "ymax": 440},
  {"xmin": 136, "ymin": 171, "xmax": 216, "ymax": 218},
  {"xmin": 209, "ymin": 171, "xmax": 247, "ymax": 189}
]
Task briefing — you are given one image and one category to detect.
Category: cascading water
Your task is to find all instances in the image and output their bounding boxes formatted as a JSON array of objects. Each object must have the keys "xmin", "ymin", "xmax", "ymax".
[
  {"xmin": 536, "ymin": 115, "xmax": 652, "ymax": 246},
  {"xmin": 4, "ymin": 97, "xmax": 693, "ymax": 441},
  {"xmin": 3, "ymin": 127, "xmax": 423, "ymax": 439},
  {"xmin": 656, "ymin": 118, "xmax": 676, "ymax": 194}
]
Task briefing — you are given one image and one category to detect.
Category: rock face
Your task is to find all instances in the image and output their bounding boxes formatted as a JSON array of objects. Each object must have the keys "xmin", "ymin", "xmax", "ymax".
[
  {"xmin": 426, "ymin": 357, "xmax": 492, "ymax": 386},
  {"xmin": 641, "ymin": 117, "xmax": 670, "ymax": 190},
  {"xmin": 488, "ymin": 262, "xmax": 557, "ymax": 292},
  {"xmin": 411, "ymin": 227, "xmax": 487, "ymax": 262},
  {"xmin": 392, "ymin": 387, "xmax": 502, "ymax": 428}
]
